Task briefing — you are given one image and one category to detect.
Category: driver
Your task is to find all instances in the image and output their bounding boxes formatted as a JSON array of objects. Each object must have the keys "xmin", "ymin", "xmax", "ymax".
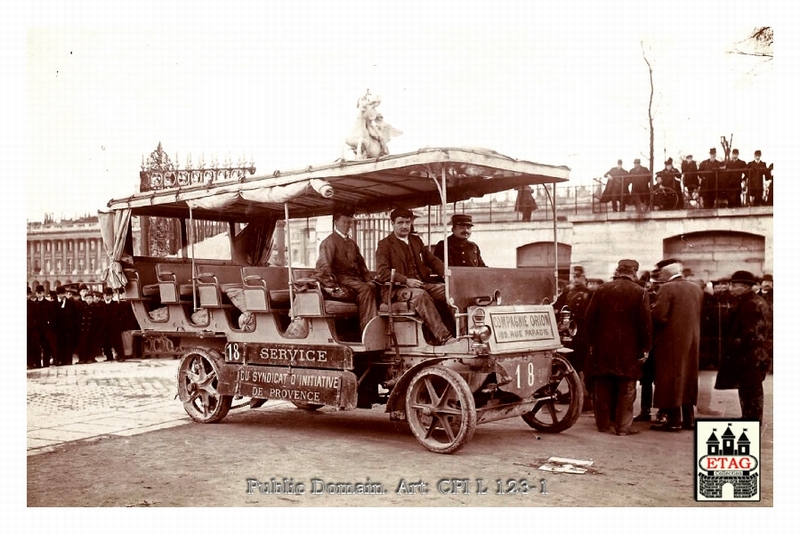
[
  {"xmin": 433, "ymin": 214, "xmax": 486, "ymax": 267},
  {"xmin": 375, "ymin": 208, "xmax": 456, "ymax": 345}
]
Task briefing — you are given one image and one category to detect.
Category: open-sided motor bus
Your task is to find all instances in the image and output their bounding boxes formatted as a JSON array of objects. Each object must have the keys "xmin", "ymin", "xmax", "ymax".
[{"xmin": 105, "ymin": 147, "xmax": 580, "ymax": 453}]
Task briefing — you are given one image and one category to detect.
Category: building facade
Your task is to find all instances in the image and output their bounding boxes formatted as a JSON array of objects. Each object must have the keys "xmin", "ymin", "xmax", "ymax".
[{"xmin": 27, "ymin": 215, "xmax": 107, "ymax": 292}]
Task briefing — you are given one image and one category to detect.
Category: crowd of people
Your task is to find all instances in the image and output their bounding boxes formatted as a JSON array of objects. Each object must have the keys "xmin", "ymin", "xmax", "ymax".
[
  {"xmin": 600, "ymin": 149, "xmax": 773, "ymax": 213},
  {"xmin": 557, "ymin": 260, "xmax": 773, "ymax": 435},
  {"xmin": 27, "ymin": 284, "xmax": 138, "ymax": 369}
]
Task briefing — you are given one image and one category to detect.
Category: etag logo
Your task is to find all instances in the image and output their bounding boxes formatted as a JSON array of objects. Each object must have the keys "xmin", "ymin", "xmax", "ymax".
[{"xmin": 695, "ymin": 421, "xmax": 760, "ymax": 501}]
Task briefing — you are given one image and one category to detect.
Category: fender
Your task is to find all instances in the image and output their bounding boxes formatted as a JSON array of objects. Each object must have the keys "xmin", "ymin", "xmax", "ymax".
[{"xmin": 385, "ymin": 357, "xmax": 449, "ymax": 417}]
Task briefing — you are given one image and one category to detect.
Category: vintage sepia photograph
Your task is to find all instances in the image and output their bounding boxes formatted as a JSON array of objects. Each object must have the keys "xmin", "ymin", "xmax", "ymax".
[{"xmin": 12, "ymin": 0, "xmax": 793, "ymax": 528}]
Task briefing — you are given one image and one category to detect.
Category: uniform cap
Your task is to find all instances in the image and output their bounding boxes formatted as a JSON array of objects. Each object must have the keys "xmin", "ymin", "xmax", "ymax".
[
  {"xmin": 449, "ymin": 214, "xmax": 474, "ymax": 227},
  {"xmin": 617, "ymin": 259, "xmax": 639, "ymax": 274},
  {"xmin": 709, "ymin": 147, "xmax": 717, "ymax": 154},
  {"xmin": 656, "ymin": 258, "xmax": 680, "ymax": 269}
]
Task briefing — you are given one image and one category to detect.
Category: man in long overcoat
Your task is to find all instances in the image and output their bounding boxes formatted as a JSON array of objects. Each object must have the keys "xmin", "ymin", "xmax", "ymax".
[
  {"xmin": 715, "ymin": 270, "xmax": 772, "ymax": 423},
  {"xmin": 650, "ymin": 260, "xmax": 704, "ymax": 431},
  {"xmin": 585, "ymin": 259, "xmax": 652, "ymax": 435}
]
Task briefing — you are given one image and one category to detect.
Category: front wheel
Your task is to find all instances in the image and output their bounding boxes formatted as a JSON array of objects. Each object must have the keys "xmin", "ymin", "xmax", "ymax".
[
  {"xmin": 405, "ymin": 366, "xmax": 476, "ymax": 454},
  {"xmin": 177, "ymin": 350, "xmax": 232, "ymax": 423},
  {"xmin": 522, "ymin": 354, "xmax": 583, "ymax": 433}
]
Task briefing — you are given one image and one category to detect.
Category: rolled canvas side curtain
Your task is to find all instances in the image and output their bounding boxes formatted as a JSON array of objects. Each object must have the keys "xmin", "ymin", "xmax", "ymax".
[
  {"xmin": 240, "ymin": 179, "xmax": 334, "ymax": 203},
  {"xmin": 186, "ymin": 191, "xmax": 239, "ymax": 210},
  {"xmin": 98, "ymin": 208, "xmax": 132, "ymax": 289}
]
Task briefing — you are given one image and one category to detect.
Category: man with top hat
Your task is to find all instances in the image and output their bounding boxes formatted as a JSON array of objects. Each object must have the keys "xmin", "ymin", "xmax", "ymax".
[
  {"xmin": 649, "ymin": 259, "xmax": 704, "ymax": 431},
  {"xmin": 715, "ymin": 270, "xmax": 772, "ymax": 423},
  {"xmin": 433, "ymin": 214, "xmax": 486, "ymax": 268},
  {"xmin": 723, "ymin": 148, "xmax": 747, "ymax": 208},
  {"xmin": 681, "ymin": 155, "xmax": 700, "ymax": 205},
  {"xmin": 584, "ymin": 259, "xmax": 652, "ymax": 435},
  {"xmin": 312, "ymin": 207, "xmax": 378, "ymax": 331},
  {"xmin": 747, "ymin": 150, "xmax": 770, "ymax": 206},
  {"xmin": 699, "ymin": 147, "xmax": 725, "ymax": 208},
  {"xmin": 376, "ymin": 208, "xmax": 456, "ymax": 345}
]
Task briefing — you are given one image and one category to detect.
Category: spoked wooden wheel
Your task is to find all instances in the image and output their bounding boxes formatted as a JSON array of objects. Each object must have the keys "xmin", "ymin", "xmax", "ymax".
[
  {"xmin": 522, "ymin": 354, "xmax": 583, "ymax": 433},
  {"xmin": 177, "ymin": 350, "xmax": 232, "ymax": 423},
  {"xmin": 405, "ymin": 366, "xmax": 476, "ymax": 454}
]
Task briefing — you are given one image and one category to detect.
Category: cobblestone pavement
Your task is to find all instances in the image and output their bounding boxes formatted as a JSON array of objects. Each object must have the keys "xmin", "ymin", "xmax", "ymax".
[
  {"xmin": 27, "ymin": 357, "xmax": 771, "ymax": 460},
  {"xmin": 26, "ymin": 359, "xmax": 189, "ymax": 455}
]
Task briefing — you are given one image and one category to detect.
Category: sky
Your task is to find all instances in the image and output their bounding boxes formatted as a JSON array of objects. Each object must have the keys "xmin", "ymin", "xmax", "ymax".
[{"xmin": 23, "ymin": 2, "xmax": 779, "ymax": 222}]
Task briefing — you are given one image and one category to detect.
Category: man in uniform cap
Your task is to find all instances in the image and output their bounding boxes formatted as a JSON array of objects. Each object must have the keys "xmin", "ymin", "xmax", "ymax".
[
  {"xmin": 433, "ymin": 214, "xmax": 486, "ymax": 268},
  {"xmin": 715, "ymin": 271, "xmax": 771, "ymax": 423},
  {"xmin": 554, "ymin": 264, "xmax": 593, "ymax": 411},
  {"xmin": 312, "ymin": 207, "xmax": 378, "ymax": 331},
  {"xmin": 376, "ymin": 208, "xmax": 456, "ymax": 345},
  {"xmin": 648, "ymin": 259, "xmax": 704, "ymax": 431},
  {"xmin": 699, "ymin": 147, "xmax": 725, "ymax": 208},
  {"xmin": 585, "ymin": 259, "xmax": 652, "ymax": 435}
]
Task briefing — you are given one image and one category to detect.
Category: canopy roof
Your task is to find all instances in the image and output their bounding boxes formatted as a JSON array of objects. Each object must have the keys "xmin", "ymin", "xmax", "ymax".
[{"xmin": 107, "ymin": 147, "xmax": 570, "ymax": 221}]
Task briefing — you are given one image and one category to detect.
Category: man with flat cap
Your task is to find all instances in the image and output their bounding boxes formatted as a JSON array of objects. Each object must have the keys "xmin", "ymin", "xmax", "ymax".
[
  {"xmin": 649, "ymin": 259, "xmax": 704, "ymax": 431},
  {"xmin": 433, "ymin": 214, "xmax": 486, "ymax": 268},
  {"xmin": 585, "ymin": 259, "xmax": 652, "ymax": 435},
  {"xmin": 699, "ymin": 147, "xmax": 725, "ymax": 208},
  {"xmin": 715, "ymin": 271, "xmax": 772, "ymax": 423},
  {"xmin": 313, "ymin": 208, "xmax": 378, "ymax": 331},
  {"xmin": 376, "ymin": 208, "xmax": 456, "ymax": 345}
]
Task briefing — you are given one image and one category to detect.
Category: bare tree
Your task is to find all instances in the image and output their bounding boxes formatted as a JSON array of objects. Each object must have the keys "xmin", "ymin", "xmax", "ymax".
[
  {"xmin": 729, "ymin": 27, "xmax": 773, "ymax": 72},
  {"xmin": 641, "ymin": 41, "xmax": 655, "ymax": 178}
]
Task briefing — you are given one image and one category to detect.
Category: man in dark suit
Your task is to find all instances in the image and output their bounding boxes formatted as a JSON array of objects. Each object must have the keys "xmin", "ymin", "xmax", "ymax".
[
  {"xmin": 376, "ymin": 208, "xmax": 455, "ymax": 345},
  {"xmin": 433, "ymin": 214, "xmax": 486, "ymax": 267},
  {"xmin": 627, "ymin": 159, "xmax": 652, "ymax": 214},
  {"xmin": 715, "ymin": 271, "xmax": 772, "ymax": 423},
  {"xmin": 602, "ymin": 160, "xmax": 629, "ymax": 212},
  {"xmin": 313, "ymin": 209, "xmax": 377, "ymax": 331},
  {"xmin": 699, "ymin": 147, "xmax": 725, "ymax": 208},
  {"xmin": 585, "ymin": 259, "xmax": 652, "ymax": 435},
  {"xmin": 34, "ymin": 285, "xmax": 56, "ymax": 367},
  {"xmin": 99, "ymin": 288, "xmax": 124, "ymax": 361},
  {"xmin": 27, "ymin": 287, "xmax": 41, "ymax": 369},
  {"xmin": 747, "ymin": 150, "xmax": 770, "ymax": 206},
  {"xmin": 681, "ymin": 155, "xmax": 700, "ymax": 205},
  {"xmin": 724, "ymin": 148, "xmax": 747, "ymax": 208},
  {"xmin": 650, "ymin": 259, "xmax": 704, "ymax": 431},
  {"xmin": 53, "ymin": 285, "xmax": 79, "ymax": 366}
]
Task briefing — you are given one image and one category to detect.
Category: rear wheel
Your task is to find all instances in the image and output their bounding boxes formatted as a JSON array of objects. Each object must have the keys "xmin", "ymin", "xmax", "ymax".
[
  {"xmin": 177, "ymin": 350, "xmax": 232, "ymax": 423},
  {"xmin": 405, "ymin": 366, "xmax": 476, "ymax": 454},
  {"xmin": 522, "ymin": 354, "xmax": 583, "ymax": 433}
]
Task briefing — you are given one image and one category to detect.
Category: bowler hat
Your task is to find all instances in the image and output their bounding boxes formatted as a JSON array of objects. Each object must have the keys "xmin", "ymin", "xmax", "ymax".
[
  {"xmin": 762, "ymin": 273, "xmax": 773, "ymax": 282},
  {"xmin": 732, "ymin": 148, "xmax": 739, "ymax": 154},
  {"xmin": 56, "ymin": 285, "xmax": 67, "ymax": 295},
  {"xmin": 390, "ymin": 208, "xmax": 416, "ymax": 221},
  {"xmin": 35, "ymin": 285, "xmax": 45, "ymax": 293},
  {"xmin": 633, "ymin": 158, "xmax": 641, "ymax": 164},
  {"xmin": 709, "ymin": 148, "xmax": 717, "ymax": 154},
  {"xmin": 656, "ymin": 258, "xmax": 680, "ymax": 269},
  {"xmin": 754, "ymin": 150, "xmax": 762, "ymax": 156},
  {"xmin": 103, "ymin": 287, "xmax": 114, "ymax": 296},
  {"xmin": 730, "ymin": 270, "xmax": 757, "ymax": 286},
  {"xmin": 450, "ymin": 214, "xmax": 474, "ymax": 227},
  {"xmin": 78, "ymin": 284, "xmax": 89, "ymax": 291}
]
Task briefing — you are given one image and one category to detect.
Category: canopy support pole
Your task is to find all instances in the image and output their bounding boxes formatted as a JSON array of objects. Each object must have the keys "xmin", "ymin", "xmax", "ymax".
[
  {"xmin": 189, "ymin": 205, "xmax": 197, "ymax": 312},
  {"xmin": 284, "ymin": 203, "xmax": 295, "ymax": 319}
]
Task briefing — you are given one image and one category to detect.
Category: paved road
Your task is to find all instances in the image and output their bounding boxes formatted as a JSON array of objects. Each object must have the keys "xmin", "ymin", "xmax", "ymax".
[{"xmin": 27, "ymin": 359, "xmax": 768, "ymax": 454}]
